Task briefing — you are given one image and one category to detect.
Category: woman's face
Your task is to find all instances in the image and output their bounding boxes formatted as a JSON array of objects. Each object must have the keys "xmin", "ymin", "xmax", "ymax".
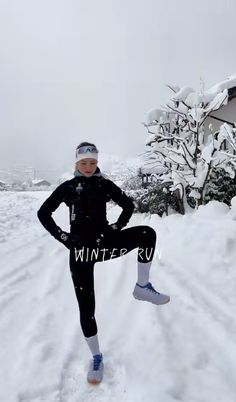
[{"xmin": 76, "ymin": 158, "xmax": 98, "ymax": 177}]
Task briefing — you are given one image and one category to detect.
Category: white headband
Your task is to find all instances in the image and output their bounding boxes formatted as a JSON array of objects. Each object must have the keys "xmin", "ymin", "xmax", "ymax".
[{"xmin": 75, "ymin": 145, "xmax": 98, "ymax": 162}]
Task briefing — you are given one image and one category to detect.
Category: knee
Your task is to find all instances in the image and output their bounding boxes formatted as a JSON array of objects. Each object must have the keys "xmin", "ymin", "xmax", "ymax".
[{"xmin": 140, "ymin": 225, "xmax": 156, "ymax": 242}]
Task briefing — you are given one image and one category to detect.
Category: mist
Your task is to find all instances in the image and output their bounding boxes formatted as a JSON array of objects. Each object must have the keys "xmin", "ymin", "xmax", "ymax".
[{"xmin": 0, "ymin": 0, "xmax": 236, "ymax": 173}]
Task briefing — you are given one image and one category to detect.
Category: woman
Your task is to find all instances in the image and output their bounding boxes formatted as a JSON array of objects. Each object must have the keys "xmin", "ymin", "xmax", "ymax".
[{"xmin": 37, "ymin": 142, "xmax": 169, "ymax": 384}]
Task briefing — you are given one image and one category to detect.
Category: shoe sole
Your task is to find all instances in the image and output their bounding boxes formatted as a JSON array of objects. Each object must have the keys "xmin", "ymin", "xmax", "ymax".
[
  {"xmin": 87, "ymin": 378, "xmax": 102, "ymax": 385},
  {"xmin": 133, "ymin": 293, "xmax": 170, "ymax": 305}
]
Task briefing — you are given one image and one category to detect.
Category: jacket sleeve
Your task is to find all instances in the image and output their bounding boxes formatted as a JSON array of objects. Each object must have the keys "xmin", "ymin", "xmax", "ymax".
[
  {"xmin": 107, "ymin": 180, "xmax": 134, "ymax": 229},
  {"xmin": 37, "ymin": 182, "xmax": 67, "ymax": 239}
]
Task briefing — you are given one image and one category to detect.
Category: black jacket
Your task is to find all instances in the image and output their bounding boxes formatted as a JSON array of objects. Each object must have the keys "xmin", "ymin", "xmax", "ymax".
[{"xmin": 37, "ymin": 168, "xmax": 134, "ymax": 246}]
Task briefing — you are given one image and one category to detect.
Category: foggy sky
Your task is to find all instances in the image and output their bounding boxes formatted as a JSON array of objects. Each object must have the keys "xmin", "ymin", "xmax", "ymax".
[{"xmin": 0, "ymin": 0, "xmax": 236, "ymax": 172}]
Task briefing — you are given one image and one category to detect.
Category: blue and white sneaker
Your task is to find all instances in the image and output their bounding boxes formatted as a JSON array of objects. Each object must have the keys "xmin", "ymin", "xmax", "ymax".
[
  {"xmin": 133, "ymin": 282, "xmax": 170, "ymax": 305},
  {"xmin": 87, "ymin": 353, "xmax": 104, "ymax": 384}
]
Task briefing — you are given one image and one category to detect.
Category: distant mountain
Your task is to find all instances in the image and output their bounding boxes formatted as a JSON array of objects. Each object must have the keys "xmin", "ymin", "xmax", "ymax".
[
  {"xmin": 98, "ymin": 153, "xmax": 142, "ymax": 179},
  {"xmin": 58, "ymin": 153, "xmax": 143, "ymax": 184},
  {"xmin": 0, "ymin": 154, "xmax": 143, "ymax": 186}
]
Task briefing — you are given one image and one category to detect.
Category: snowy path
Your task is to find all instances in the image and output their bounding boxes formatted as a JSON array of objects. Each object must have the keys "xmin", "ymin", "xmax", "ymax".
[{"xmin": 1, "ymin": 191, "xmax": 236, "ymax": 402}]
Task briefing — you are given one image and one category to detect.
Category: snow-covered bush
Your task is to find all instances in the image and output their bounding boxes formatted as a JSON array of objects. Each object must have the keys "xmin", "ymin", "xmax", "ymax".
[
  {"xmin": 122, "ymin": 173, "xmax": 143, "ymax": 190},
  {"xmin": 143, "ymin": 75, "xmax": 236, "ymax": 209},
  {"xmin": 126, "ymin": 181, "xmax": 181, "ymax": 216},
  {"xmin": 204, "ymin": 168, "xmax": 236, "ymax": 206}
]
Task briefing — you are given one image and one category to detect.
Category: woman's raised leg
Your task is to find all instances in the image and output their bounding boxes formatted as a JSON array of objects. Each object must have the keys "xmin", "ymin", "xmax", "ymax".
[{"xmin": 99, "ymin": 225, "xmax": 170, "ymax": 305}]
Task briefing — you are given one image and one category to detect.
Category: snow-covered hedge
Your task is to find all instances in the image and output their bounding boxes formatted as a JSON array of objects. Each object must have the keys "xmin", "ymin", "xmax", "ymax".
[{"xmin": 123, "ymin": 180, "xmax": 181, "ymax": 216}]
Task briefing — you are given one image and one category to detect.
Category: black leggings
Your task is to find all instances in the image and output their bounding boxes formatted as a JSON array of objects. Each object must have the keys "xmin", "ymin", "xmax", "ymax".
[{"xmin": 69, "ymin": 225, "xmax": 156, "ymax": 337}]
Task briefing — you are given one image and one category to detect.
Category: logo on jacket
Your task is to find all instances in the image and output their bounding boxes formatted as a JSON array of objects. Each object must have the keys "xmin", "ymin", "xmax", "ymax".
[{"xmin": 75, "ymin": 183, "xmax": 83, "ymax": 194}]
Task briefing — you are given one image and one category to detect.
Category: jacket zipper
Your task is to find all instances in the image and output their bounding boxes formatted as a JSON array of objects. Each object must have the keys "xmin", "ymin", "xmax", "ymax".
[
  {"xmin": 71, "ymin": 204, "xmax": 76, "ymax": 222},
  {"xmin": 87, "ymin": 183, "xmax": 93, "ymax": 244}
]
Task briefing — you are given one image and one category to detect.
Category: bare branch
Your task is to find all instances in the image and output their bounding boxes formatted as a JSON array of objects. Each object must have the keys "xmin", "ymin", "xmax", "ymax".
[{"xmin": 166, "ymin": 104, "xmax": 187, "ymax": 117}]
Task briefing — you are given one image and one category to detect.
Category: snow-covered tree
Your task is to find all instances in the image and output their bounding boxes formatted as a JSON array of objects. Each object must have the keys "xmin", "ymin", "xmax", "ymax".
[{"xmin": 143, "ymin": 76, "xmax": 236, "ymax": 208}]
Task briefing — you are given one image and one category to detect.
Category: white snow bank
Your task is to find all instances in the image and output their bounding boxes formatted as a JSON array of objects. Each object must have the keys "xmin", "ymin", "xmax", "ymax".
[
  {"xmin": 1, "ymin": 192, "xmax": 236, "ymax": 402},
  {"xmin": 195, "ymin": 200, "xmax": 229, "ymax": 218}
]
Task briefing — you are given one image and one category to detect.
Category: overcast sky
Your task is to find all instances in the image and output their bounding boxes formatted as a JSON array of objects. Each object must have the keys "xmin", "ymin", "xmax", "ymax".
[{"xmin": 0, "ymin": 0, "xmax": 236, "ymax": 172}]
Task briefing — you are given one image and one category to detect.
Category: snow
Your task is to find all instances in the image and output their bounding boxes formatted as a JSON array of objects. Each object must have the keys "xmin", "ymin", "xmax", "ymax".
[
  {"xmin": 168, "ymin": 74, "xmax": 236, "ymax": 108},
  {"xmin": 32, "ymin": 179, "xmax": 43, "ymax": 185},
  {"xmin": 171, "ymin": 86, "xmax": 194, "ymax": 102},
  {"xmin": 184, "ymin": 92, "xmax": 202, "ymax": 108},
  {"xmin": 201, "ymin": 141, "xmax": 214, "ymax": 163},
  {"xmin": 1, "ymin": 191, "xmax": 236, "ymax": 402},
  {"xmin": 187, "ymin": 107, "xmax": 205, "ymax": 123},
  {"xmin": 145, "ymin": 108, "xmax": 165, "ymax": 125},
  {"xmin": 204, "ymin": 74, "xmax": 236, "ymax": 102},
  {"xmin": 229, "ymin": 195, "xmax": 236, "ymax": 219},
  {"xmin": 204, "ymin": 89, "xmax": 228, "ymax": 112}
]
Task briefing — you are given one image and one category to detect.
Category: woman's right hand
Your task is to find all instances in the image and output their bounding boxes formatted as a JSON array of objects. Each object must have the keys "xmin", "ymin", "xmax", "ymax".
[
  {"xmin": 55, "ymin": 229, "xmax": 81, "ymax": 250},
  {"xmin": 55, "ymin": 229, "xmax": 72, "ymax": 249}
]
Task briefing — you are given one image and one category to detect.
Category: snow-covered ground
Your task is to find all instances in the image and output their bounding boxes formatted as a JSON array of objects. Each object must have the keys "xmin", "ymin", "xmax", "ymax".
[{"xmin": 1, "ymin": 191, "xmax": 236, "ymax": 402}]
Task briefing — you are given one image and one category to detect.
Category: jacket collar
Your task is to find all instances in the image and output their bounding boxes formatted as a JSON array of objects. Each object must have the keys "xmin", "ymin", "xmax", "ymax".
[{"xmin": 74, "ymin": 166, "xmax": 102, "ymax": 178}]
